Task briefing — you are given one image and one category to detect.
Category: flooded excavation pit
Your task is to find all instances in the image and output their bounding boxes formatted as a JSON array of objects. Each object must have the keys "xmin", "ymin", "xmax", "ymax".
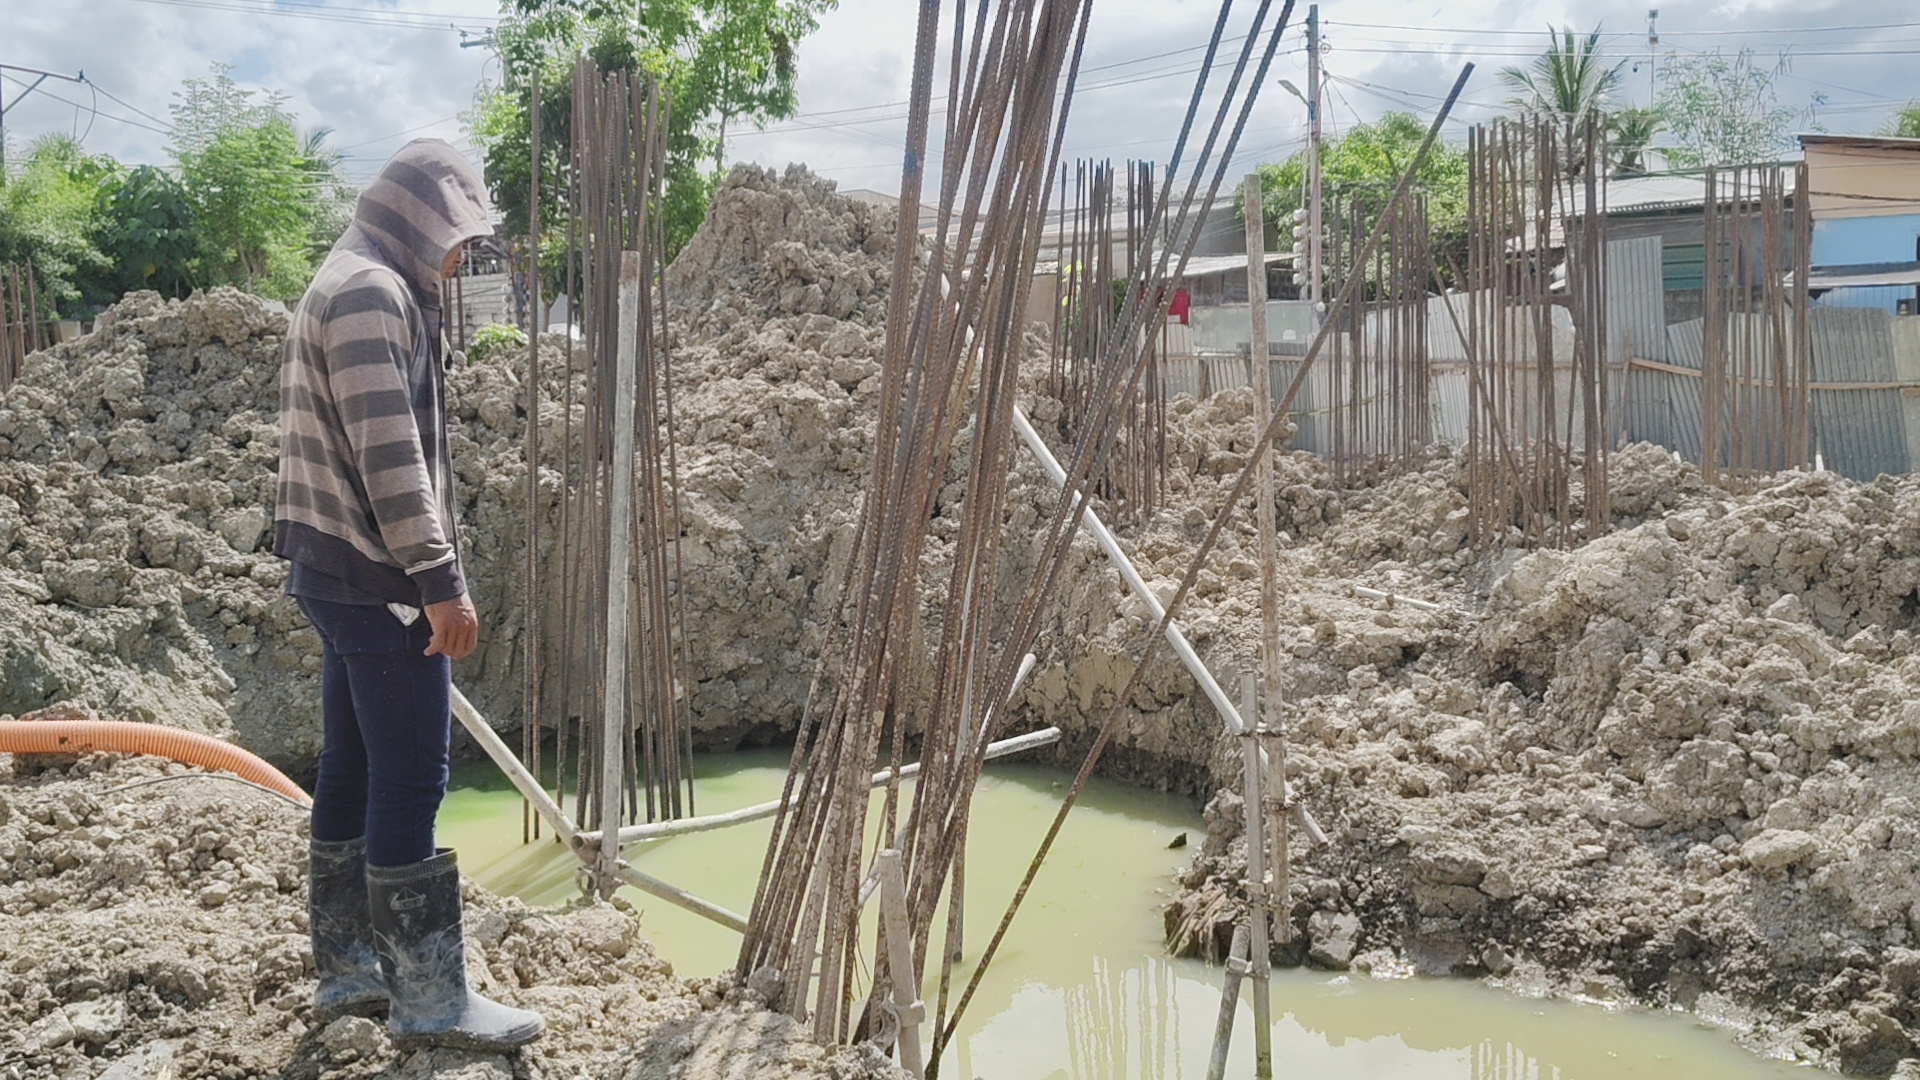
[{"xmin": 439, "ymin": 754, "xmax": 1803, "ymax": 1080}]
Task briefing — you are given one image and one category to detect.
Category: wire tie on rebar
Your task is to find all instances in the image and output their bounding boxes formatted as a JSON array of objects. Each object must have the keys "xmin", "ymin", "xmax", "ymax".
[{"xmin": 886, "ymin": 998, "xmax": 928, "ymax": 1027}]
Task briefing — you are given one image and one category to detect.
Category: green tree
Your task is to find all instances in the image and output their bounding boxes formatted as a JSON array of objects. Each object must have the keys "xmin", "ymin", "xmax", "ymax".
[
  {"xmin": 88, "ymin": 165, "xmax": 200, "ymax": 302},
  {"xmin": 1655, "ymin": 49, "xmax": 1818, "ymax": 168},
  {"xmin": 1887, "ymin": 102, "xmax": 1920, "ymax": 139},
  {"xmin": 1255, "ymin": 112, "xmax": 1469, "ymax": 286},
  {"xmin": 0, "ymin": 136, "xmax": 117, "ymax": 315},
  {"xmin": 1607, "ymin": 107, "xmax": 1661, "ymax": 177},
  {"xmin": 178, "ymin": 115, "xmax": 313, "ymax": 295},
  {"xmin": 472, "ymin": 0, "xmax": 834, "ymax": 266},
  {"xmin": 298, "ymin": 125, "xmax": 357, "ymax": 261},
  {"xmin": 168, "ymin": 65, "xmax": 352, "ymax": 297}
]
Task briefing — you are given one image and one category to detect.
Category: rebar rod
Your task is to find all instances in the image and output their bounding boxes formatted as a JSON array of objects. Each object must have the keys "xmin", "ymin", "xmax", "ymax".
[{"xmin": 941, "ymin": 63, "xmax": 1471, "ymax": 1057}]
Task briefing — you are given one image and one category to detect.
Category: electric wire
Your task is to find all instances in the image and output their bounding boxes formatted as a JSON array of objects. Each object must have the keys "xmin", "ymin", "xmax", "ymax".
[{"xmin": 109, "ymin": 0, "xmax": 493, "ymax": 32}]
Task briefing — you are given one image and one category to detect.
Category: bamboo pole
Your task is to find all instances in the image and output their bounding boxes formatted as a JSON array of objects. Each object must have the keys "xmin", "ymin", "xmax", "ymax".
[
  {"xmin": 450, "ymin": 686, "xmax": 750, "ymax": 931},
  {"xmin": 1205, "ymin": 921, "xmax": 1252, "ymax": 1080},
  {"xmin": 876, "ymin": 849, "xmax": 928, "ymax": 1079},
  {"xmin": 605, "ymin": 860, "xmax": 747, "ymax": 932},
  {"xmin": 451, "ymin": 686, "xmax": 576, "ymax": 843},
  {"xmin": 1239, "ymin": 674, "xmax": 1273, "ymax": 1078}
]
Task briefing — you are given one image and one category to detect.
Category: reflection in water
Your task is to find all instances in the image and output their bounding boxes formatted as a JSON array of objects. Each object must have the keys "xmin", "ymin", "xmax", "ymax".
[
  {"xmin": 1063, "ymin": 956, "xmax": 1184, "ymax": 1080},
  {"xmin": 439, "ymin": 754, "xmax": 1798, "ymax": 1080}
]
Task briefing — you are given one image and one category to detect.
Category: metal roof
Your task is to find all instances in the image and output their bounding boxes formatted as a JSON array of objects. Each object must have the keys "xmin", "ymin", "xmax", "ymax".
[
  {"xmin": 1036, "ymin": 251, "xmax": 1294, "ymax": 277},
  {"xmin": 1600, "ymin": 170, "xmax": 1798, "ymax": 216},
  {"xmin": 1797, "ymin": 133, "xmax": 1920, "ymax": 154},
  {"xmin": 1174, "ymin": 252, "xmax": 1294, "ymax": 278},
  {"xmin": 1798, "ymin": 262, "xmax": 1920, "ymax": 289}
]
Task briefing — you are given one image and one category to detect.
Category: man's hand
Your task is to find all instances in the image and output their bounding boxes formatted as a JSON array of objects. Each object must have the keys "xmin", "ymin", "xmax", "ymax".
[{"xmin": 424, "ymin": 594, "xmax": 479, "ymax": 660}]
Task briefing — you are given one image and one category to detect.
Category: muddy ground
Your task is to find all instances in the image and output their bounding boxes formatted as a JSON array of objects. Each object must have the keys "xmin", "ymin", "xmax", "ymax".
[
  {"xmin": 0, "ymin": 750, "xmax": 903, "ymax": 1080},
  {"xmin": 4, "ymin": 163, "xmax": 1920, "ymax": 1074}
]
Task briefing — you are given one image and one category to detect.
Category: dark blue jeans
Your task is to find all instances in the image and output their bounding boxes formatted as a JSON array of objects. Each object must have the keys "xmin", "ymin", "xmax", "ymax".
[{"xmin": 297, "ymin": 597, "xmax": 450, "ymax": 867}]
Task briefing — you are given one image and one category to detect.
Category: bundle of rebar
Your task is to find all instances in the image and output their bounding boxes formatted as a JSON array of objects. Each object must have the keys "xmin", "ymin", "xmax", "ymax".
[
  {"xmin": 1, "ymin": 262, "xmax": 44, "ymax": 392},
  {"xmin": 1321, "ymin": 190, "xmax": 1434, "ymax": 482},
  {"xmin": 1048, "ymin": 158, "xmax": 1168, "ymax": 518},
  {"xmin": 517, "ymin": 58, "xmax": 694, "ymax": 859},
  {"xmin": 738, "ymin": 1, "xmax": 1301, "ymax": 1068},
  {"xmin": 1700, "ymin": 162, "xmax": 1811, "ymax": 490},
  {"xmin": 1456, "ymin": 118, "xmax": 1612, "ymax": 548}
]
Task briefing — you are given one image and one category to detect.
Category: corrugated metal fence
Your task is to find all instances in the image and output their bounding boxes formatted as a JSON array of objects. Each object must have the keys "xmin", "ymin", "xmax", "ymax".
[{"xmin": 1160, "ymin": 242, "xmax": 1920, "ymax": 481}]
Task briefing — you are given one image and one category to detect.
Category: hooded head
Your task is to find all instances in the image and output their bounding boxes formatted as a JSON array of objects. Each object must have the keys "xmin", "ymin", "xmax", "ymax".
[{"xmin": 351, "ymin": 138, "xmax": 493, "ymax": 304}]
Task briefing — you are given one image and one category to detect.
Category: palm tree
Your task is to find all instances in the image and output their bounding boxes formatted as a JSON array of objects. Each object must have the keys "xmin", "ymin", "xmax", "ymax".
[
  {"xmin": 1500, "ymin": 26, "xmax": 1627, "ymax": 159},
  {"xmin": 1890, "ymin": 102, "xmax": 1920, "ymax": 139},
  {"xmin": 1607, "ymin": 108, "xmax": 1661, "ymax": 176},
  {"xmin": 296, "ymin": 126, "xmax": 355, "ymax": 259}
]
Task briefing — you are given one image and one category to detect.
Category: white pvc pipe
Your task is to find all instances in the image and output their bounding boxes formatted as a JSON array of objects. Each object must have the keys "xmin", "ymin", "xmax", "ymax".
[
  {"xmin": 1353, "ymin": 585, "xmax": 1445, "ymax": 613},
  {"xmin": 1010, "ymin": 407, "xmax": 1328, "ymax": 847},
  {"xmin": 581, "ymin": 726, "xmax": 1064, "ymax": 847},
  {"xmin": 450, "ymin": 686, "xmax": 750, "ymax": 931}
]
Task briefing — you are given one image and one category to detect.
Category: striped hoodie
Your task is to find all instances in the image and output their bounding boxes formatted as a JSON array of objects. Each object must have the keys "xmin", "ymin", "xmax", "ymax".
[{"xmin": 273, "ymin": 139, "xmax": 493, "ymax": 606}]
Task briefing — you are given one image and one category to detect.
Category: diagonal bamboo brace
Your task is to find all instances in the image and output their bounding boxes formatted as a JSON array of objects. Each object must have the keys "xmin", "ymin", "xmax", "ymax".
[
  {"xmin": 1010, "ymin": 407, "xmax": 1329, "ymax": 846},
  {"xmin": 449, "ymin": 686, "xmax": 748, "ymax": 932}
]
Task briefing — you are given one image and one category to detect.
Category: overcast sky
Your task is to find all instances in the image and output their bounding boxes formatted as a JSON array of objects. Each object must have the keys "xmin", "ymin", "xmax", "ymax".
[{"xmin": 4, "ymin": 0, "xmax": 1916, "ymax": 194}]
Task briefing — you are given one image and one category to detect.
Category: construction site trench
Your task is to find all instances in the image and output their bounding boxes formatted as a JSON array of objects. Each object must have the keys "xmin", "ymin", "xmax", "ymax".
[{"xmin": 5, "ymin": 165, "xmax": 1920, "ymax": 1077}]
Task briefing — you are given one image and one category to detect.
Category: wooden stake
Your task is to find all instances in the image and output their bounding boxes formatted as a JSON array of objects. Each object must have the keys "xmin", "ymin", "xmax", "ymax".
[{"xmin": 600, "ymin": 250, "xmax": 642, "ymax": 898}]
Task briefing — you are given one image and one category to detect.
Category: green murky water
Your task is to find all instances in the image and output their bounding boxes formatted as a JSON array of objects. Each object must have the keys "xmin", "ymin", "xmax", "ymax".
[{"xmin": 437, "ymin": 751, "xmax": 1804, "ymax": 1079}]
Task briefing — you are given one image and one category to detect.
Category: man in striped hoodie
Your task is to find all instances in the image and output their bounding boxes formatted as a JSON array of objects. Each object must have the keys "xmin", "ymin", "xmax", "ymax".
[{"xmin": 275, "ymin": 138, "xmax": 543, "ymax": 1052}]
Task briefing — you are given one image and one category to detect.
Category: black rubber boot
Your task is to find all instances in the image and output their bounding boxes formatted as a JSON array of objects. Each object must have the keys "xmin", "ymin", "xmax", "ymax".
[
  {"xmin": 309, "ymin": 837, "xmax": 388, "ymax": 1019},
  {"xmin": 366, "ymin": 849, "xmax": 545, "ymax": 1052}
]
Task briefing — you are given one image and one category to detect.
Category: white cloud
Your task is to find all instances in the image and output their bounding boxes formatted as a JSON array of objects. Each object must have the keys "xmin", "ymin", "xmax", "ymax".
[
  {"xmin": 3, "ymin": 0, "xmax": 1910, "ymax": 193},
  {"xmin": 3, "ymin": 0, "xmax": 492, "ymax": 179}
]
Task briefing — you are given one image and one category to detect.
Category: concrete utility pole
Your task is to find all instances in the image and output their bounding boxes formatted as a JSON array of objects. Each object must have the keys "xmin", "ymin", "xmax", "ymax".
[
  {"xmin": 1647, "ymin": 9, "xmax": 1659, "ymax": 103},
  {"xmin": 0, "ymin": 64, "xmax": 85, "ymax": 174},
  {"xmin": 1305, "ymin": 4, "xmax": 1323, "ymax": 306}
]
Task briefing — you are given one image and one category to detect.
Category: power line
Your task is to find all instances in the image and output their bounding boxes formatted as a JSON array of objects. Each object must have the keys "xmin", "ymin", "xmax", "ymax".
[
  {"xmin": 1326, "ymin": 18, "xmax": 1920, "ymax": 37},
  {"xmin": 110, "ymin": 0, "xmax": 493, "ymax": 32},
  {"xmin": 737, "ymin": 47, "xmax": 1307, "ymax": 143},
  {"xmin": 334, "ymin": 114, "xmax": 467, "ymax": 152},
  {"xmin": 2, "ymin": 73, "xmax": 170, "ymax": 137},
  {"xmin": 83, "ymin": 78, "xmax": 174, "ymax": 131}
]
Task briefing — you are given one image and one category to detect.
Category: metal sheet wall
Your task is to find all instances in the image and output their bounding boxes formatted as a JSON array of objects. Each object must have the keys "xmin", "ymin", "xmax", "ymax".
[
  {"xmin": 1808, "ymin": 308, "xmax": 1909, "ymax": 478},
  {"xmin": 1607, "ymin": 236, "xmax": 1667, "ymax": 365}
]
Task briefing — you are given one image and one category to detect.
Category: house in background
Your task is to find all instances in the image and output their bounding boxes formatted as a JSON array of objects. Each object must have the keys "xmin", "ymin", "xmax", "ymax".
[
  {"xmin": 1797, "ymin": 134, "xmax": 1920, "ymax": 314},
  {"xmin": 1601, "ymin": 171, "xmax": 1801, "ymax": 326}
]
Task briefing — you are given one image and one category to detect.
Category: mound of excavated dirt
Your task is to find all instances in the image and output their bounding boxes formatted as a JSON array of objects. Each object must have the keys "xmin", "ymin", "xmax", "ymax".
[
  {"xmin": 0, "ymin": 286, "xmax": 545, "ymax": 769},
  {"xmin": 1161, "ymin": 453, "xmax": 1920, "ymax": 1075},
  {"xmin": 0, "ymin": 750, "xmax": 904, "ymax": 1079}
]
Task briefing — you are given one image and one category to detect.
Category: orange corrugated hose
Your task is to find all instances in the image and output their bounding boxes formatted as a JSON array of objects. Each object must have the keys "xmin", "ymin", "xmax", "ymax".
[{"xmin": 0, "ymin": 720, "xmax": 312, "ymax": 805}]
